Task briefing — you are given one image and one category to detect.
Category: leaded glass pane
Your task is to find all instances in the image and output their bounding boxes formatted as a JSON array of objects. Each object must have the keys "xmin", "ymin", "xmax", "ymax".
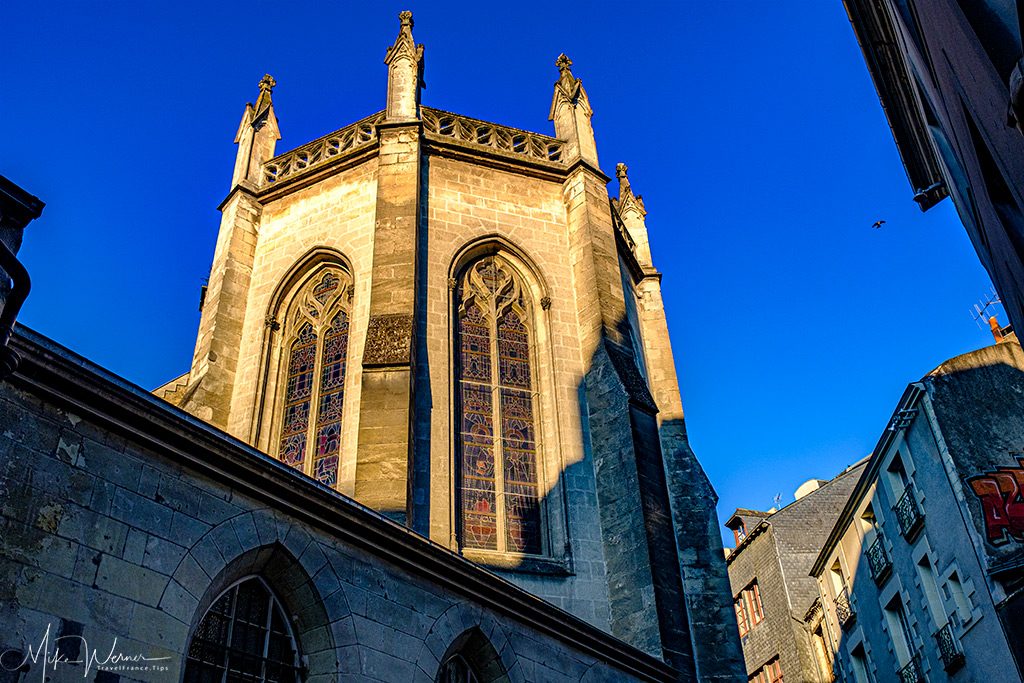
[
  {"xmin": 275, "ymin": 268, "xmax": 352, "ymax": 487},
  {"xmin": 456, "ymin": 256, "xmax": 541, "ymax": 554},
  {"xmin": 279, "ymin": 323, "xmax": 316, "ymax": 468},
  {"xmin": 184, "ymin": 578, "xmax": 300, "ymax": 683},
  {"xmin": 313, "ymin": 311, "xmax": 348, "ymax": 487}
]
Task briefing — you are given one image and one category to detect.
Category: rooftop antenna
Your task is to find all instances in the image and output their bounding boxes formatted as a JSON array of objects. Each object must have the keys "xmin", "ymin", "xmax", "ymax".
[{"xmin": 970, "ymin": 288, "xmax": 1003, "ymax": 330}]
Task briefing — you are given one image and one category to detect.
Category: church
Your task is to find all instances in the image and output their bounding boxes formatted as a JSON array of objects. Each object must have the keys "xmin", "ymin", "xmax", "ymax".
[{"xmin": 0, "ymin": 12, "xmax": 742, "ymax": 683}]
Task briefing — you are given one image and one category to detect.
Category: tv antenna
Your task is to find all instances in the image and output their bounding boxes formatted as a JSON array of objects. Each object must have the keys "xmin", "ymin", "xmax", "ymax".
[{"xmin": 970, "ymin": 288, "xmax": 1003, "ymax": 330}]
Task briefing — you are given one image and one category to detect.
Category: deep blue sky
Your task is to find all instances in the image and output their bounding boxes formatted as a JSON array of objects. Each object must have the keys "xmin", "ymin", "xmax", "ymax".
[{"xmin": 3, "ymin": 2, "xmax": 999, "ymax": 545}]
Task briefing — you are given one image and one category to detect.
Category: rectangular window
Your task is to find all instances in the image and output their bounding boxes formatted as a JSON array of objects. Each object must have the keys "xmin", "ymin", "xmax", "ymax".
[
  {"xmin": 945, "ymin": 571, "xmax": 972, "ymax": 625},
  {"xmin": 748, "ymin": 657, "xmax": 783, "ymax": 683},
  {"xmin": 850, "ymin": 644, "xmax": 871, "ymax": 683},
  {"xmin": 748, "ymin": 581, "xmax": 765, "ymax": 624},
  {"xmin": 735, "ymin": 594, "xmax": 751, "ymax": 637},
  {"xmin": 883, "ymin": 595, "xmax": 915, "ymax": 667},
  {"xmin": 735, "ymin": 580, "xmax": 764, "ymax": 636}
]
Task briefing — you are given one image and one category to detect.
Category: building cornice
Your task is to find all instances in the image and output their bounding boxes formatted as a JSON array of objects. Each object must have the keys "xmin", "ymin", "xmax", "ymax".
[{"xmin": 6, "ymin": 325, "xmax": 677, "ymax": 683}]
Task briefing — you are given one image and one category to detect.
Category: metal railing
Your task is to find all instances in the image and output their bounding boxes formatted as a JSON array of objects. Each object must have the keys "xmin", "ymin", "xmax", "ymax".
[
  {"xmin": 866, "ymin": 535, "xmax": 892, "ymax": 585},
  {"xmin": 894, "ymin": 484, "xmax": 924, "ymax": 540},
  {"xmin": 934, "ymin": 622, "xmax": 966, "ymax": 671},
  {"xmin": 897, "ymin": 654, "xmax": 924, "ymax": 683},
  {"xmin": 834, "ymin": 589, "xmax": 855, "ymax": 629}
]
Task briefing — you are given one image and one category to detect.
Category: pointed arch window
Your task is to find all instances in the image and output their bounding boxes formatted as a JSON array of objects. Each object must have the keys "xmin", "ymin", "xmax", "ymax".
[
  {"xmin": 455, "ymin": 256, "xmax": 542, "ymax": 555},
  {"xmin": 183, "ymin": 577, "xmax": 301, "ymax": 683},
  {"xmin": 277, "ymin": 269, "xmax": 351, "ymax": 487}
]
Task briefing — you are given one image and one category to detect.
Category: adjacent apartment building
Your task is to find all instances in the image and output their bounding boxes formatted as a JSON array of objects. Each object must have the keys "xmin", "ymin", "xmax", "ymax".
[
  {"xmin": 811, "ymin": 340, "xmax": 1024, "ymax": 682},
  {"xmin": 726, "ymin": 463, "xmax": 866, "ymax": 682},
  {"xmin": 843, "ymin": 0, "xmax": 1024, "ymax": 333}
]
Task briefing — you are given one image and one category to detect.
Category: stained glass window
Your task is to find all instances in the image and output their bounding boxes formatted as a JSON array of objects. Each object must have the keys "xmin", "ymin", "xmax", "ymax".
[
  {"xmin": 276, "ymin": 269, "xmax": 351, "ymax": 488},
  {"xmin": 456, "ymin": 256, "xmax": 542, "ymax": 554},
  {"xmin": 183, "ymin": 577, "xmax": 300, "ymax": 683}
]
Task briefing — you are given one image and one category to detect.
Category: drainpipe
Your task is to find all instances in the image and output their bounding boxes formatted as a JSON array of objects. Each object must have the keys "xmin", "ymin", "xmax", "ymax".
[{"xmin": 0, "ymin": 175, "xmax": 44, "ymax": 379}]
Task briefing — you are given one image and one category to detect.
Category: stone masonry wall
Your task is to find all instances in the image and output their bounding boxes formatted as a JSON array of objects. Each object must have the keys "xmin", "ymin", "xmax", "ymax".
[{"xmin": 0, "ymin": 372, "xmax": 660, "ymax": 683}]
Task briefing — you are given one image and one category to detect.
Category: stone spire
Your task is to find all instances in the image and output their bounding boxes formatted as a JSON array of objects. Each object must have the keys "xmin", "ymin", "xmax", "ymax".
[
  {"xmin": 615, "ymin": 163, "xmax": 652, "ymax": 266},
  {"xmin": 384, "ymin": 10, "xmax": 424, "ymax": 121},
  {"xmin": 549, "ymin": 54, "xmax": 599, "ymax": 165},
  {"xmin": 232, "ymin": 74, "xmax": 281, "ymax": 187}
]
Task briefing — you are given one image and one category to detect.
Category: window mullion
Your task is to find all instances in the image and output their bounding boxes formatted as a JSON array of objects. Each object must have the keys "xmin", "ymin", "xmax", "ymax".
[
  {"xmin": 221, "ymin": 585, "xmax": 237, "ymax": 683},
  {"xmin": 305, "ymin": 324, "xmax": 325, "ymax": 478},
  {"xmin": 490, "ymin": 297, "xmax": 507, "ymax": 554}
]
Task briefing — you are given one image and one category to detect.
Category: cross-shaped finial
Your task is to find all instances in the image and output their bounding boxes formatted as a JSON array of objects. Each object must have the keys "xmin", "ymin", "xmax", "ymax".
[
  {"xmin": 399, "ymin": 10, "xmax": 413, "ymax": 28},
  {"xmin": 555, "ymin": 54, "xmax": 573, "ymax": 71},
  {"xmin": 258, "ymin": 74, "xmax": 276, "ymax": 93}
]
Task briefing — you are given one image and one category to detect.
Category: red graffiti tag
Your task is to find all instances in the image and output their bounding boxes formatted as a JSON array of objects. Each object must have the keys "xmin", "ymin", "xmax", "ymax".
[{"xmin": 968, "ymin": 458, "xmax": 1024, "ymax": 546}]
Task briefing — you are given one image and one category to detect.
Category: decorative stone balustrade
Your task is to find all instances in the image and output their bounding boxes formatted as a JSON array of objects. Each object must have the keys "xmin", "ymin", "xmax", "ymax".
[
  {"xmin": 421, "ymin": 107, "xmax": 565, "ymax": 164},
  {"xmin": 263, "ymin": 112, "xmax": 386, "ymax": 186}
]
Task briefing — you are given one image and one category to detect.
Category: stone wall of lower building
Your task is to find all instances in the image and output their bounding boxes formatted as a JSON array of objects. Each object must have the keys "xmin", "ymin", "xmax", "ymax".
[{"xmin": 0, "ymin": 331, "xmax": 676, "ymax": 683}]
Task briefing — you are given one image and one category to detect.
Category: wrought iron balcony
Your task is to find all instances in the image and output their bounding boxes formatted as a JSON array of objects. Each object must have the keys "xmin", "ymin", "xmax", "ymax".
[
  {"xmin": 897, "ymin": 654, "xmax": 924, "ymax": 683},
  {"xmin": 866, "ymin": 536, "xmax": 892, "ymax": 585},
  {"xmin": 935, "ymin": 622, "xmax": 966, "ymax": 672},
  {"xmin": 894, "ymin": 484, "xmax": 924, "ymax": 540},
  {"xmin": 834, "ymin": 590, "xmax": 855, "ymax": 629}
]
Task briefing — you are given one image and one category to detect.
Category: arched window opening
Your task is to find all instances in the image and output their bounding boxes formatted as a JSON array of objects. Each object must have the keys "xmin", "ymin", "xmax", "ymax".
[
  {"xmin": 183, "ymin": 577, "xmax": 301, "ymax": 683},
  {"xmin": 277, "ymin": 268, "xmax": 352, "ymax": 487},
  {"xmin": 455, "ymin": 255, "xmax": 542, "ymax": 555},
  {"xmin": 434, "ymin": 627, "xmax": 508, "ymax": 683},
  {"xmin": 437, "ymin": 654, "xmax": 480, "ymax": 683}
]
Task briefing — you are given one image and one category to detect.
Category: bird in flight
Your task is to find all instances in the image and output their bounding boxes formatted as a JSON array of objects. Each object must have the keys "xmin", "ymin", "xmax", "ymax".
[{"xmin": 872, "ymin": 220, "xmax": 886, "ymax": 229}]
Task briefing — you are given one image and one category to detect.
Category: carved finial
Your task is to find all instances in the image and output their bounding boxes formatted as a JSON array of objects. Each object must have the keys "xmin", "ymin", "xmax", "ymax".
[
  {"xmin": 616, "ymin": 163, "xmax": 630, "ymax": 189},
  {"xmin": 399, "ymin": 10, "xmax": 413, "ymax": 28},
  {"xmin": 556, "ymin": 54, "xmax": 573, "ymax": 72},
  {"xmin": 616, "ymin": 162, "xmax": 645, "ymax": 216},
  {"xmin": 253, "ymin": 74, "xmax": 276, "ymax": 118}
]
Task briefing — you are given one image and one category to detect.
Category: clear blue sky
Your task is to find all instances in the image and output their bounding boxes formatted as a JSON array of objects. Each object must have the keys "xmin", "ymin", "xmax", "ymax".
[{"xmin": 3, "ymin": 2, "xmax": 999, "ymax": 546}]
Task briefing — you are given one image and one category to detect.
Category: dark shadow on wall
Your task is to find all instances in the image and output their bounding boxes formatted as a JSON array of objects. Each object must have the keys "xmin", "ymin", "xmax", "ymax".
[{"xmin": 411, "ymin": 153, "xmax": 433, "ymax": 537}]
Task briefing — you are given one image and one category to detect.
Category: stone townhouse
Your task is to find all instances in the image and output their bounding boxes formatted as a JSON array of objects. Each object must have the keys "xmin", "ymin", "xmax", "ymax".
[
  {"xmin": 0, "ymin": 12, "xmax": 744, "ymax": 683},
  {"xmin": 810, "ymin": 340, "xmax": 1024, "ymax": 682},
  {"xmin": 724, "ymin": 463, "xmax": 865, "ymax": 682}
]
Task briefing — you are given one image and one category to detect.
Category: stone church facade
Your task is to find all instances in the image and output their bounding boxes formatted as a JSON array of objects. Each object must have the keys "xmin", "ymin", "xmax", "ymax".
[{"xmin": 0, "ymin": 12, "xmax": 742, "ymax": 683}]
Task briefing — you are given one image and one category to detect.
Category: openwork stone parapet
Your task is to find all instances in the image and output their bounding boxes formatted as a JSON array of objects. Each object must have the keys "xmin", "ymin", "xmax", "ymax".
[
  {"xmin": 421, "ymin": 107, "xmax": 566, "ymax": 166},
  {"xmin": 263, "ymin": 111, "xmax": 387, "ymax": 186}
]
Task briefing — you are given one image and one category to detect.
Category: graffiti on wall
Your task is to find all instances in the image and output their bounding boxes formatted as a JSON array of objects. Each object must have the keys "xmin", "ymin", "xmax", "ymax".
[{"xmin": 967, "ymin": 457, "xmax": 1024, "ymax": 546}]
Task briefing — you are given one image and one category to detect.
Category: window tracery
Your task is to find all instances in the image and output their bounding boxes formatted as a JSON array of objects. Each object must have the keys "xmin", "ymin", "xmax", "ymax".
[
  {"xmin": 183, "ymin": 577, "xmax": 301, "ymax": 683},
  {"xmin": 455, "ymin": 256, "xmax": 542, "ymax": 554},
  {"xmin": 276, "ymin": 268, "xmax": 351, "ymax": 487}
]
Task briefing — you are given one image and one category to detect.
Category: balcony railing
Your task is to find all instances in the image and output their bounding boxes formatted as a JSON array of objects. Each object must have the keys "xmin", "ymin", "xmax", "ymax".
[
  {"xmin": 894, "ymin": 485, "xmax": 924, "ymax": 540},
  {"xmin": 834, "ymin": 590, "xmax": 855, "ymax": 629},
  {"xmin": 935, "ymin": 622, "xmax": 966, "ymax": 672},
  {"xmin": 866, "ymin": 536, "xmax": 892, "ymax": 585},
  {"xmin": 897, "ymin": 654, "xmax": 924, "ymax": 683}
]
